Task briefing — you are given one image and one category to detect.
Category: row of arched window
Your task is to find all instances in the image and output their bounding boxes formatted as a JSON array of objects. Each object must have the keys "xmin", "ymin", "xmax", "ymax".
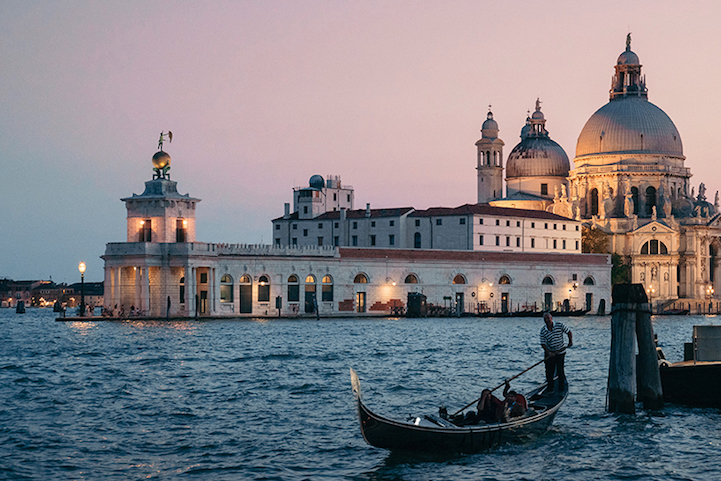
[
  {"xmin": 542, "ymin": 275, "xmax": 595, "ymax": 285},
  {"xmin": 588, "ymin": 186, "xmax": 657, "ymax": 217}
]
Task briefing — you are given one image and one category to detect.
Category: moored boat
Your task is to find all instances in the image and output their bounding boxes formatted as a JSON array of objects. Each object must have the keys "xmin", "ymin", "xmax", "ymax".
[
  {"xmin": 659, "ymin": 325, "xmax": 721, "ymax": 407},
  {"xmin": 350, "ymin": 368, "xmax": 568, "ymax": 453}
]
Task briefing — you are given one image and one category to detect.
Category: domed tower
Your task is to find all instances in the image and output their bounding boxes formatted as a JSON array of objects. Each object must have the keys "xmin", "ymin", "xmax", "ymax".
[
  {"xmin": 476, "ymin": 108, "xmax": 505, "ymax": 203},
  {"xmin": 570, "ymin": 34, "xmax": 689, "ymax": 221},
  {"xmin": 504, "ymin": 99, "xmax": 570, "ymax": 203}
]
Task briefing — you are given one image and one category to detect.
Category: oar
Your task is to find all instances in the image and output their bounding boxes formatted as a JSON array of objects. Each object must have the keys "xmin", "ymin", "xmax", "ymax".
[{"xmin": 451, "ymin": 356, "xmax": 550, "ymax": 416}]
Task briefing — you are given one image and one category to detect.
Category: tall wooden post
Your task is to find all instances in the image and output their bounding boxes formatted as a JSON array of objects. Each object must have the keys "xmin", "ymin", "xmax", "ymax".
[
  {"xmin": 608, "ymin": 284, "xmax": 665, "ymax": 414},
  {"xmin": 636, "ymin": 303, "xmax": 664, "ymax": 409}
]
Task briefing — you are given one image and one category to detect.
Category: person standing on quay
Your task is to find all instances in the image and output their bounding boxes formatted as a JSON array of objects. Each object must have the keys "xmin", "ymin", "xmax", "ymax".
[{"xmin": 540, "ymin": 312, "xmax": 572, "ymax": 392}]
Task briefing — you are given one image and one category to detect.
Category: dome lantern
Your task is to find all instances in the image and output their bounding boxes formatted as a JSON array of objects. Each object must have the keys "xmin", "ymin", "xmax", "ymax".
[{"xmin": 610, "ymin": 34, "xmax": 647, "ymax": 101}]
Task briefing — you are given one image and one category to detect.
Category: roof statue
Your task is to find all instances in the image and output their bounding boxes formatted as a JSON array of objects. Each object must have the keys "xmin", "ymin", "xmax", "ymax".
[
  {"xmin": 158, "ymin": 131, "xmax": 173, "ymax": 151},
  {"xmin": 152, "ymin": 130, "xmax": 173, "ymax": 180},
  {"xmin": 626, "ymin": 32, "xmax": 631, "ymax": 50}
]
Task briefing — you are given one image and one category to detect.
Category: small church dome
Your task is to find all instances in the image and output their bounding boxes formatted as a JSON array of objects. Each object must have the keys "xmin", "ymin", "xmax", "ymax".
[
  {"xmin": 152, "ymin": 151, "xmax": 171, "ymax": 170},
  {"xmin": 309, "ymin": 174, "xmax": 325, "ymax": 190}
]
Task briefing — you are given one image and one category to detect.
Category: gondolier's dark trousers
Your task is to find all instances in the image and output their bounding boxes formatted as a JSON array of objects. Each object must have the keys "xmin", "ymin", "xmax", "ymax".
[{"xmin": 545, "ymin": 353, "xmax": 565, "ymax": 391}]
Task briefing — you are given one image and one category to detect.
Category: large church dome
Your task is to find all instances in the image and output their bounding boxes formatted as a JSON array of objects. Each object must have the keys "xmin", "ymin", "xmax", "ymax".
[
  {"xmin": 575, "ymin": 96, "xmax": 683, "ymax": 158},
  {"xmin": 575, "ymin": 35, "xmax": 683, "ymax": 159},
  {"xmin": 506, "ymin": 100, "xmax": 570, "ymax": 179}
]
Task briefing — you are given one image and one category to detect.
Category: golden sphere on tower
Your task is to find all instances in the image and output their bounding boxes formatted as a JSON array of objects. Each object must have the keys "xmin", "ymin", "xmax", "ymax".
[{"xmin": 152, "ymin": 151, "xmax": 171, "ymax": 170}]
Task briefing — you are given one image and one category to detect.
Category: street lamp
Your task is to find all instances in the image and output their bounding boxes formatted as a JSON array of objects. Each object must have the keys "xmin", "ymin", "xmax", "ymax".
[{"xmin": 78, "ymin": 261, "xmax": 86, "ymax": 317}]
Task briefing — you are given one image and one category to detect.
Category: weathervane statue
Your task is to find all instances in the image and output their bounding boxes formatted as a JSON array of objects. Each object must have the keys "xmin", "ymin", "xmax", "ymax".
[{"xmin": 152, "ymin": 131, "xmax": 173, "ymax": 180}]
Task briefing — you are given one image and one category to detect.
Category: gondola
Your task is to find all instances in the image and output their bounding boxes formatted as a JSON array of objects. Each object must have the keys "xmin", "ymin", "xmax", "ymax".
[{"xmin": 350, "ymin": 368, "xmax": 568, "ymax": 453}]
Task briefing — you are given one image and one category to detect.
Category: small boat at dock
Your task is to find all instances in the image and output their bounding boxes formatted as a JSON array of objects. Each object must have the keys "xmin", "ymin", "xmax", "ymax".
[{"xmin": 350, "ymin": 368, "xmax": 568, "ymax": 453}]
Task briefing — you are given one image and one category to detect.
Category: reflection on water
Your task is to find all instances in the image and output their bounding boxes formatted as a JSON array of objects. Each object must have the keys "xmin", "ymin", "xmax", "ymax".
[{"xmin": 1, "ymin": 309, "xmax": 720, "ymax": 480}]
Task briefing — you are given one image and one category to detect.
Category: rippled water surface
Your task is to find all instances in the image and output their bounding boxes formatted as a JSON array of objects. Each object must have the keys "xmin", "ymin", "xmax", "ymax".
[{"xmin": 2, "ymin": 309, "xmax": 721, "ymax": 480}]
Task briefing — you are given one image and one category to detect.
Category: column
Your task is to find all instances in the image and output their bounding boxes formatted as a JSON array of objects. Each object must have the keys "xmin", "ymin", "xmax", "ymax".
[{"xmin": 142, "ymin": 267, "xmax": 151, "ymax": 315}]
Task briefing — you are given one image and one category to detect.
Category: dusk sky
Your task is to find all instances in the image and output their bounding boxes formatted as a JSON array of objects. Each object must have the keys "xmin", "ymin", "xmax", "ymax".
[{"xmin": 1, "ymin": 1, "xmax": 720, "ymax": 284}]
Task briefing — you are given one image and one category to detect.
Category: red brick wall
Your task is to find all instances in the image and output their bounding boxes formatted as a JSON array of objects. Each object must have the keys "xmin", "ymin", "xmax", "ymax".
[{"xmin": 338, "ymin": 299, "xmax": 354, "ymax": 311}]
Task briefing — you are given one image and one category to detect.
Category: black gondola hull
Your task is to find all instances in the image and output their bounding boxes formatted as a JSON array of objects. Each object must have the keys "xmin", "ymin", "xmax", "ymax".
[{"xmin": 351, "ymin": 369, "xmax": 568, "ymax": 453}]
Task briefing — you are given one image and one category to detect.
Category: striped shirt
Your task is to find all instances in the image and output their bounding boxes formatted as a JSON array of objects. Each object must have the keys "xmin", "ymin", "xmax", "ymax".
[{"xmin": 540, "ymin": 322, "xmax": 570, "ymax": 352}]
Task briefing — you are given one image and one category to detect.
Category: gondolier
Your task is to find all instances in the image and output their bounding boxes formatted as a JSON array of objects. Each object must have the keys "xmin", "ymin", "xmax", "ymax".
[{"xmin": 540, "ymin": 312, "xmax": 572, "ymax": 392}]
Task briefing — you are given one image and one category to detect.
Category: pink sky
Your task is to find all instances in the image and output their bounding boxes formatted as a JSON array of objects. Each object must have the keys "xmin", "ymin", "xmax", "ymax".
[{"xmin": 1, "ymin": 1, "xmax": 720, "ymax": 283}]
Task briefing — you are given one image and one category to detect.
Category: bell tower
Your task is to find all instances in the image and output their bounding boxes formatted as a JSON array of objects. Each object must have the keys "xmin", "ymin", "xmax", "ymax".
[{"xmin": 476, "ymin": 108, "xmax": 505, "ymax": 203}]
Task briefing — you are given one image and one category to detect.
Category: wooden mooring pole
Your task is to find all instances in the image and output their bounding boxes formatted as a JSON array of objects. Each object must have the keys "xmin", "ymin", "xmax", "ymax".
[{"xmin": 607, "ymin": 284, "xmax": 664, "ymax": 414}]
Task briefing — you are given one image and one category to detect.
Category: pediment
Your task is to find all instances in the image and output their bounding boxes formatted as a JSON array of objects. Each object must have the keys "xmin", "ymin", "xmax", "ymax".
[{"xmin": 631, "ymin": 221, "xmax": 676, "ymax": 235}]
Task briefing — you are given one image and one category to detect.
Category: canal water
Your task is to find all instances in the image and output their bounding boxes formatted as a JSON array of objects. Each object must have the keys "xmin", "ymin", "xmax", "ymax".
[{"xmin": 1, "ymin": 309, "xmax": 720, "ymax": 480}]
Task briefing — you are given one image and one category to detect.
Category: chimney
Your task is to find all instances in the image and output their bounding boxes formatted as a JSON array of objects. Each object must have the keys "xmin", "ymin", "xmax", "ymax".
[
  {"xmin": 366, "ymin": 203, "xmax": 371, "ymax": 217},
  {"xmin": 284, "ymin": 203, "xmax": 290, "ymax": 219}
]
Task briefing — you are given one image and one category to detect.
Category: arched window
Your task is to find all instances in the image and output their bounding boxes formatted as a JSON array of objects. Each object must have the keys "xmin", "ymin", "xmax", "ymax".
[
  {"xmin": 288, "ymin": 275, "xmax": 299, "ymax": 302},
  {"xmin": 404, "ymin": 274, "xmax": 419, "ymax": 284},
  {"xmin": 590, "ymin": 188, "xmax": 599, "ymax": 216},
  {"xmin": 453, "ymin": 274, "xmax": 466, "ymax": 284},
  {"xmin": 240, "ymin": 274, "xmax": 252, "ymax": 284},
  {"xmin": 631, "ymin": 187, "xmax": 639, "ymax": 215},
  {"xmin": 646, "ymin": 186, "xmax": 657, "ymax": 217},
  {"xmin": 258, "ymin": 275, "xmax": 270, "ymax": 302},
  {"xmin": 641, "ymin": 240, "xmax": 668, "ymax": 255},
  {"xmin": 354, "ymin": 273, "xmax": 368, "ymax": 284},
  {"xmin": 179, "ymin": 276, "xmax": 185, "ymax": 304},
  {"xmin": 499, "ymin": 275, "xmax": 511, "ymax": 285},
  {"xmin": 305, "ymin": 275, "xmax": 316, "ymax": 284},
  {"xmin": 542, "ymin": 276, "xmax": 554, "ymax": 285},
  {"xmin": 583, "ymin": 276, "xmax": 595, "ymax": 285},
  {"xmin": 220, "ymin": 274, "xmax": 233, "ymax": 303},
  {"xmin": 322, "ymin": 275, "xmax": 333, "ymax": 302},
  {"xmin": 414, "ymin": 232, "xmax": 422, "ymax": 249}
]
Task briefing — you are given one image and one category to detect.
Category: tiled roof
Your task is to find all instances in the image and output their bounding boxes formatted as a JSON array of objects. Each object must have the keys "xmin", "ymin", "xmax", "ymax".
[
  {"xmin": 273, "ymin": 207, "xmax": 414, "ymax": 222},
  {"xmin": 410, "ymin": 203, "xmax": 575, "ymax": 221},
  {"xmin": 339, "ymin": 248, "xmax": 610, "ymax": 265}
]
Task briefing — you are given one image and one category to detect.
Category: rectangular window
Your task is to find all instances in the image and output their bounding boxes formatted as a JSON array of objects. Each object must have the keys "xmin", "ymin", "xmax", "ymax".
[
  {"xmin": 275, "ymin": 238, "xmax": 280, "ymax": 247},
  {"xmin": 563, "ymin": 224, "xmax": 566, "ymax": 230},
  {"xmin": 516, "ymin": 237, "xmax": 520, "ymax": 247},
  {"xmin": 480, "ymin": 218, "xmax": 484, "ymax": 225},
  {"xmin": 436, "ymin": 219, "xmax": 442, "ymax": 225},
  {"xmin": 180, "ymin": 284, "xmax": 185, "ymax": 304},
  {"xmin": 531, "ymin": 222, "xmax": 535, "ymax": 228},
  {"xmin": 506, "ymin": 220, "xmax": 510, "ymax": 227},
  {"xmin": 303, "ymin": 206, "xmax": 308, "ymax": 214},
  {"xmin": 554, "ymin": 224, "xmax": 557, "ymax": 230},
  {"xmin": 275, "ymin": 224, "xmax": 280, "ymax": 230},
  {"xmin": 517, "ymin": 221, "xmax": 521, "ymax": 227},
  {"xmin": 553, "ymin": 239, "xmax": 558, "ymax": 249},
  {"xmin": 333, "ymin": 193, "xmax": 337, "ymax": 201},
  {"xmin": 389, "ymin": 235, "xmax": 395, "ymax": 246},
  {"xmin": 576, "ymin": 225, "xmax": 579, "ymax": 231},
  {"xmin": 352, "ymin": 235, "xmax": 358, "ymax": 246},
  {"xmin": 318, "ymin": 223, "xmax": 323, "ymax": 229},
  {"xmin": 460, "ymin": 218, "xmax": 466, "ymax": 225},
  {"xmin": 303, "ymin": 229, "xmax": 308, "ymax": 237},
  {"xmin": 139, "ymin": 219, "xmax": 152, "ymax": 242},
  {"xmin": 347, "ymin": 194, "xmax": 351, "ymax": 202},
  {"xmin": 496, "ymin": 219, "xmax": 500, "ymax": 226},
  {"xmin": 288, "ymin": 284, "xmax": 299, "ymax": 302},
  {"xmin": 545, "ymin": 223, "xmax": 548, "ymax": 229},
  {"xmin": 334, "ymin": 222, "xmax": 339, "ymax": 228},
  {"xmin": 541, "ymin": 183, "xmax": 548, "ymax": 195},
  {"xmin": 390, "ymin": 220, "xmax": 395, "ymax": 227},
  {"xmin": 353, "ymin": 221, "xmax": 358, "ymax": 229},
  {"xmin": 322, "ymin": 284, "xmax": 333, "ymax": 302},
  {"xmin": 496, "ymin": 236, "xmax": 500, "ymax": 246},
  {"xmin": 200, "ymin": 273, "xmax": 208, "ymax": 283},
  {"xmin": 292, "ymin": 224, "xmax": 297, "ymax": 230},
  {"xmin": 480, "ymin": 235, "xmax": 484, "ymax": 245},
  {"xmin": 572, "ymin": 274, "xmax": 578, "ymax": 281},
  {"xmin": 576, "ymin": 240, "xmax": 579, "ymax": 250},
  {"xmin": 563, "ymin": 240, "xmax": 566, "ymax": 249},
  {"xmin": 176, "ymin": 219, "xmax": 186, "ymax": 242},
  {"xmin": 415, "ymin": 219, "xmax": 421, "ymax": 227},
  {"xmin": 531, "ymin": 238, "xmax": 535, "ymax": 248},
  {"xmin": 506, "ymin": 236, "xmax": 510, "ymax": 246},
  {"xmin": 292, "ymin": 238, "xmax": 297, "ymax": 245},
  {"xmin": 371, "ymin": 221, "xmax": 376, "ymax": 227},
  {"xmin": 370, "ymin": 235, "xmax": 376, "ymax": 246},
  {"xmin": 334, "ymin": 236, "xmax": 339, "ymax": 246},
  {"xmin": 318, "ymin": 237, "xmax": 323, "ymax": 246}
]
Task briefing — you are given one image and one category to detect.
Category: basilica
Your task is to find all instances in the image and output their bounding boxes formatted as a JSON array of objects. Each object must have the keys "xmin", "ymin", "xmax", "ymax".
[{"xmin": 488, "ymin": 35, "xmax": 719, "ymax": 305}]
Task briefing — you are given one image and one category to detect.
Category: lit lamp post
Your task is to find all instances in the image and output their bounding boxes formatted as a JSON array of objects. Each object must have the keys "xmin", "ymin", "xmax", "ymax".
[
  {"xmin": 78, "ymin": 261, "xmax": 86, "ymax": 317},
  {"xmin": 646, "ymin": 284, "xmax": 656, "ymax": 313}
]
